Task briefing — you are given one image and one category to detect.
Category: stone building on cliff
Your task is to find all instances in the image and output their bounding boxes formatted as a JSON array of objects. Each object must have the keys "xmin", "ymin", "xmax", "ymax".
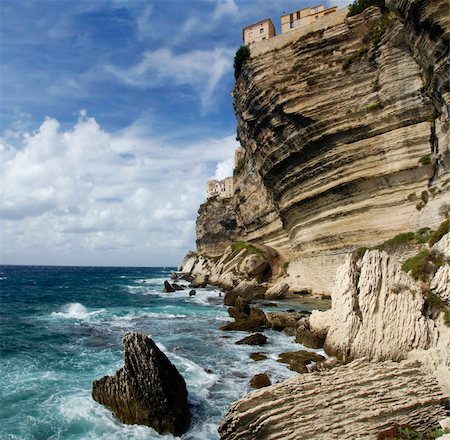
[
  {"xmin": 281, "ymin": 4, "xmax": 338, "ymax": 33},
  {"xmin": 206, "ymin": 177, "xmax": 234, "ymax": 199},
  {"xmin": 243, "ymin": 18, "xmax": 276, "ymax": 46}
]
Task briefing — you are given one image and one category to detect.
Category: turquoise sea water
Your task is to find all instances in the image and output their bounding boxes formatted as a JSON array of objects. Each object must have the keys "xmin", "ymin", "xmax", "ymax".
[{"xmin": 0, "ymin": 265, "xmax": 319, "ymax": 439}]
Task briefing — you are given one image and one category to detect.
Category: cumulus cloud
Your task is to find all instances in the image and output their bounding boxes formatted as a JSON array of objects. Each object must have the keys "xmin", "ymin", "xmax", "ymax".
[
  {"xmin": 0, "ymin": 113, "xmax": 239, "ymax": 266},
  {"xmin": 106, "ymin": 47, "xmax": 234, "ymax": 108},
  {"xmin": 214, "ymin": 157, "xmax": 234, "ymax": 180}
]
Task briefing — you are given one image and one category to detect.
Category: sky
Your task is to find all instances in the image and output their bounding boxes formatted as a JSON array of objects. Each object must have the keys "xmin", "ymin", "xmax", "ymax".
[{"xmin": 0, "ymin": 0, "xmax": 348, "ymax": 267}]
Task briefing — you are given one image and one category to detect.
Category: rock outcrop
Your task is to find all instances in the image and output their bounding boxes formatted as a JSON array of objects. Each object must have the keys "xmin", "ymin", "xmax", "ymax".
[
  {"xmin": 219, "ymin": 359, "xmax": 447, "ymax": 440},
  {"xmin": 190, "ymin": 1, "xmax": 449, "ymax": 295},
  {"xmin": 318, "ymin": 248, "xmax": 449, "ymax": 362},
  {"xmin": 92, "ymin": 333, "xmax": 191, "ymax": 436}
]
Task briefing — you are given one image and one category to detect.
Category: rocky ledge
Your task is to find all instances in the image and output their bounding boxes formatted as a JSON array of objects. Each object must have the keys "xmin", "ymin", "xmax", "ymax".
[
  {"xmin": 219, "ymin": 359, "xmax": 447, "ymax": 439},
  {"xmin": 92, "ymin": 332, "xmax": 191, "ymax": 436}
]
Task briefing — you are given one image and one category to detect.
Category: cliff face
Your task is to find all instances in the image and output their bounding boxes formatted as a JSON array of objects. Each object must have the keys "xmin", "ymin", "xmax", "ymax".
[
  {"xmin": 195, "ymin": 2, "xmax": 449, "ymax": 293},
  {"xmin": 196, "ymin": 156, "xmax": 290, "ymax": 257}
]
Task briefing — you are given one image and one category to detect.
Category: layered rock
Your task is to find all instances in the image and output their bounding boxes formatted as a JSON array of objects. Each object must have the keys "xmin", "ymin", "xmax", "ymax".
[
  {"xmin": 92, "ymin": 333, "xmax": 191, "ymax": 436},
  {"xmin": 219, "ymin": 359, "xmax": 447, "ymax": 439},
  {"xmin": 191, "ymin": 3, "xmax": 450, "ymax": 295}
]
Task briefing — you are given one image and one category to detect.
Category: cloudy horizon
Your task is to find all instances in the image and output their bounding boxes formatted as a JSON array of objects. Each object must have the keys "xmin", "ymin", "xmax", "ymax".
[{"xmin": 1, "ymin": 0, "xmax": 348, "ymax": 266}]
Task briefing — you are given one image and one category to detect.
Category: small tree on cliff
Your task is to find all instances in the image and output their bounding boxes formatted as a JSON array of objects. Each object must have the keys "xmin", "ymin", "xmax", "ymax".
[
  {"xmin": 347, "ymin": 0, "xmax": 385, "ymax": 17},
  {"xmin": 234, "ymin": 45, "xmax": 250, "ymax": 80}
]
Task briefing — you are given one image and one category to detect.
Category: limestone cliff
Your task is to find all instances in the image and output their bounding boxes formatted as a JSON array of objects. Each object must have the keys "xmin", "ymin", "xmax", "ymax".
[{"xmin": 194, "ymin": 1, "xmax": 449, "ymax": 294}]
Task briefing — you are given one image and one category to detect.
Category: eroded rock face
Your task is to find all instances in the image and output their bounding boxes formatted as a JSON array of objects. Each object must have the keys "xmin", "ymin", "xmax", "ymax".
[
  {"xmin": 324, "ymin": 250, "xmax": 440, "ymax": 361},
  {"xmin": 92, "ymin": 333, "xmax": 191, "ymax": 436},
  {"xmin": 219, "ymin": 359, "xmax": 447, "ymax": 440}
]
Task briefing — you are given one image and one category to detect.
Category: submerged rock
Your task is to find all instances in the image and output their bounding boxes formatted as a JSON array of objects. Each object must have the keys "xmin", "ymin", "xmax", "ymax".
[
  {"xmin": 250, "ymin": 352, "xmax": 268, "ymax": 362},
  {"xmin": 189, "ymin": 289, "xmax": 196, "ymax": 296},
  {"xmin": 92, "ymin": 332, "xmax": 191, "ymax": 436},
  {"xmin": 171, "ymin": 283, "xmax": 184, "ymax": 291},
  {"xmin": 236, "ymin": 333, "xmax": 267, "ymax": 345}
]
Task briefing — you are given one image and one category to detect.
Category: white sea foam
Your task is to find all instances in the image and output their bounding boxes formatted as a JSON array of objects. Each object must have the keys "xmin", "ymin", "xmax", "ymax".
[{"xmin": 51, "ymin": 303, "xmax": 105, "ymax": 320}]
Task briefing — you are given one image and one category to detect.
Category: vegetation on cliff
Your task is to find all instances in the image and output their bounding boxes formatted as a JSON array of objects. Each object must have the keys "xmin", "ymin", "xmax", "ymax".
[
  {"xmin": 233, "ymin": 46, "xmax": 250, "ymax": 80},
  {"xmin": 347, "ymin": 0, "xmax": 385, "ymax": 17}
]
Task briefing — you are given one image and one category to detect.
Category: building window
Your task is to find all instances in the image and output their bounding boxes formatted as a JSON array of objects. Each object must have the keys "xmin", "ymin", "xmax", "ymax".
[
  {"xmin": 312, "ymin": 7, "xmax": 319, "ymax": 13},
  {"xmin": 262, "ymin": 37, "xmax": 266, "ymax": 40},
  {"xmin": 290, "ymin": 22, "xmax": 294, "ymax": 28},
  {"xmin": 260, "ymin": 28, "xmax": 264, "ymax": 34}
]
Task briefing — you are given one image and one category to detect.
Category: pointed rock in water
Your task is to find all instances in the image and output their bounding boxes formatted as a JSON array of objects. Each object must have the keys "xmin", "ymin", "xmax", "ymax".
[
  {"xmin": 92, "ymin": 332, "xmax": 191, "ymax": 436},
  {"xmin": 189, "ymin": 289, "xmax": 196, "ymax": 296},
  {"xmin": 250, "ymin": 372, "xmax": 271, "ymax": 389},
  {"xmin": 172, "ymin": 283, "xmax": 184, "ymax": 291},
  {"xmin": 236, "ymin": 333, "xmax": 267, "ymax": 345},
  {"xmin": 163, "ymin": 281, "xmax": 175, "ymax": 293}
]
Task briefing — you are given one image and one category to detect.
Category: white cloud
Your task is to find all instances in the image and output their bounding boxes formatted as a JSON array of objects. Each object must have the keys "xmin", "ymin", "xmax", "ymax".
[
  {"xmin": 0, "ymin": 113, "xmax": 239, "ymax": 266},
  {"xmin": 106, "ymin": 47, "xmax": 234, "ymax": 108},
  {"xmin": 212, "ymin": 0, "xmax": 239, "ymax": 21},
  {"xmin": 214, "ymin": 157, "xmax": 234, "ymax": 180}
]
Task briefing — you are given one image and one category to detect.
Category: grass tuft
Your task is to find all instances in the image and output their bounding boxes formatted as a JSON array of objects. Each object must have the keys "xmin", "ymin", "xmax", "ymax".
[{"xmin": 428, "ymin": 218, "xmax": 449, "ymax": 247}]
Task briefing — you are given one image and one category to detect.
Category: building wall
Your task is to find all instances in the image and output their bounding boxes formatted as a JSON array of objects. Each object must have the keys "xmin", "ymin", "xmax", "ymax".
[
  {"xmin": 206, "ymin": 177, "xmax": 234, "ymax": 199},
  {"xmin": 281, "ymin": 5, "xmax": 337, "ymax": 33},
  {"xmin": 251, "ymin": 7, "xmax": 348, "ymax": 58},
  {"xmin": 243, "ymin": 19, "xmax": 276, "ymax": 46}
]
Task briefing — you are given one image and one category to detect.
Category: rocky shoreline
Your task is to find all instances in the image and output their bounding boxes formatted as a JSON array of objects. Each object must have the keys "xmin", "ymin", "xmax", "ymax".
[{"xmin": 177, "ymin": 228, "xmax": 450, "ymax": 438}]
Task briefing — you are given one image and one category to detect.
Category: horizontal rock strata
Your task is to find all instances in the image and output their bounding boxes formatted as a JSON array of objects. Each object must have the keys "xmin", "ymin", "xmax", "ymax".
[{"xmin": 219, "ymin": 359, "xmax": 447, "ymax": 440}]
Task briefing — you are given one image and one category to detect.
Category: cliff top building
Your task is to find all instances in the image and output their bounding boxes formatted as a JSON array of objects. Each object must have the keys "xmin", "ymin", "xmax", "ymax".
[
  {"xmin": 243, "ymin": 18, "xmax": 276, "ymax": 46},
  {"xmin": 206, "ymin": 176, "xmax": 234, "ymax": 199},
  {"xmin": 281, "ymin": 4, "xmax": 338, "ymax": 33}
]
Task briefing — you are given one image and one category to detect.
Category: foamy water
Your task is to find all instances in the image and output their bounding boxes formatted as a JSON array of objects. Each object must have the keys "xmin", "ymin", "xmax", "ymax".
[{"xmin": 0, "ymin": 265, "xmax": 322, "ymax": 439}]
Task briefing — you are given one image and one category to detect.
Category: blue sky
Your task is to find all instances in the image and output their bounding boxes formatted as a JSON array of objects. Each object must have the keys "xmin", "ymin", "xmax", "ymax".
[{"xmin": 0, "ymin": 0, "xmax": 348, "ymax": 266}]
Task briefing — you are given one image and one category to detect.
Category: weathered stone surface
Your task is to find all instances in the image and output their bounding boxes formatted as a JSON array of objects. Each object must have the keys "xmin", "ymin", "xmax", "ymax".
[
  {"xmin": 219, "ymin": 359, "xmax": 447, "ymax": 440},
  {"xmin": 235, "ymin": 333, "xmax": 267, "ymax": 346},
  {"xmin": 324, "ymin": 250, "xmax": 446, "ymax": 362},
  {"xmin": 295, "ymin": 318, "xmax": 326, "ymax": 349},
  {"xmin": 266, "ymin": 311, "xmax": 307, "ymax": 331},
  {"xmin": 277, "ymin": 350, "xmax": 325, "ymax": 373},
  {"xmin": 250, "ymin": 373, "xmax": 271, "ymax": 389},
  {"xmin": 92, "ymin": 333, "xmax": 191, "ymax": 436},
  {"xmin": 239, "ymin": 253, "xmax": 269, "ymax": 279},
  {"xmin": 163, "ymin": 281, "xmax": 175, "ymax": 293},
  {"xmin": 264, "ymin": 282, "xmax": 289, "ymax": 300},
  {"xmin": 171, "ymin": 283, "xmax": 184, "ymax": 291},
  {"xmin": 189, "ymin": 274, "xmax": 209, "ymax": 288}
]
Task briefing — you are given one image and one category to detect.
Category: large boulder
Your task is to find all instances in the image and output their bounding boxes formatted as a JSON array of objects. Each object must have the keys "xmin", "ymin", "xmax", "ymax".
[
  {"xmin": 250, "ymin": 373, "xmax": 271, "ymax": 389},
  {"xmin": 266, "ymin": 311, "xmax": 308, "ymax": 331},
  {"xmin": 239, "ymin": 253, "xmax": 269, "ymax": 279},
  {"xmin": 223, "ymin": 280, "xmax": 264, "ymax": 305},
  {"xmin": 265, "ymin": 282, "xmax": 289, "ymax": 300},
  {"xmin": 221, "ymin": 297, "xmax": 268, "ymax": 331},
  {"xmin": 92, "ymin": 333, "xmax": 191, "ymax": 436}
]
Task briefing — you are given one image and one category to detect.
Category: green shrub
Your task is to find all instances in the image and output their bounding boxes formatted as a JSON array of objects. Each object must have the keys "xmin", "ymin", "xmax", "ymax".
[
  {"xmin": 419, "ymin": 154, "xmax": 431, "ymax": 166},
  {"xmin": 342, "ymin": 47, "xmax": 369, "ymax": 70},
  {"xmin": 414, "ymin": 227, "xmax": 432, "ymax": 244},
  {"xmin": 402, "ymin": 250, "xmax": 443, "ymax": 282},
  {"xmin": 421, "ymin": 190, "xmax": 429, "ymax": 204},
  {"xmin": 355, "ymin": 246, "xmax": 368, "ymax": 259},
  {"xmin": 366, "ymin": 101, "xmax": 382, "ymax": 111},
  {"xmin": 283, "ymin": 261, "xmax": 290, "ymax": 273},
  {"xmin": 372, "ymin": 78, "xmax": 380, "ymax": 91},
  {"xmin": 376, "ymin": 232, "xmax": 415, "ymax": 251},
  {"xmin": 347, "ymin": 0, "xmax": 385, "ymax": 17},
  {"xmin": 234, "ymin": 45, "xmax": 250, "ymax": 80},
  {"xmin": 445, "ymin": 309, "xmax": 450, "ymax": 327},
  {"xmin": 223, "ymin": 240, "xmax": 263, "ymax": 265},
  {"xmin": 428, "ymin": 218, "xmax": 450, "ymax": 246}
]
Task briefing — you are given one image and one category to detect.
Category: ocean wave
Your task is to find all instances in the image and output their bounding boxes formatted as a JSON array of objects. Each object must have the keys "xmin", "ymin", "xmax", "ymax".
[{"xmin": 51, "ymin": 303, "xmax": 105, "ymax": 320}]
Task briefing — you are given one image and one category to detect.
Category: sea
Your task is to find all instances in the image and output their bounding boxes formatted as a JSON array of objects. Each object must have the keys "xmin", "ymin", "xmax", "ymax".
[{"xmin": 0, "ymin": 265, "xmax": 323, "ymax": 440}]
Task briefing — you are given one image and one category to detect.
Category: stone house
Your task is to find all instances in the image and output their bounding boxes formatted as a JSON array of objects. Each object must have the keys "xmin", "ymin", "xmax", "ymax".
[
  {"xmin": 243, "ymin": 18, "xmax": 276, "ymax": 46},
  {"xmin": 281, "ymin": 4, "xmax": 337, "ymax": 33},
  {"xmin": 206, "ymin": 177, "xmax": 234, "ymax": 199}
]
